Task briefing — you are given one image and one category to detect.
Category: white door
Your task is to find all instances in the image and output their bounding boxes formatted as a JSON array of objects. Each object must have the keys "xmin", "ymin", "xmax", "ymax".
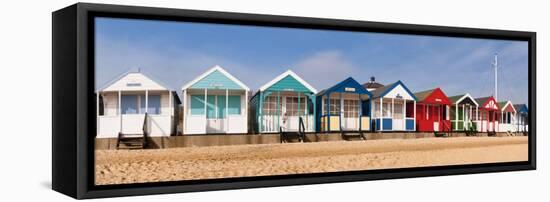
[
  {"xmin": 393, "ymin": 101, "xmax": 404, "ymax": 130},
  {"xmin": 343, "ymin": 117, "xmax": 358, "ymax": 130},
  {"xmin": 343, "ymin": 99, "xmax": 360, "ymax": 130}
]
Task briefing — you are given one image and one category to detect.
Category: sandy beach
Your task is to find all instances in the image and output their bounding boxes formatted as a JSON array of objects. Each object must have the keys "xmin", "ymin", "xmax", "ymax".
[{"xmin": 95, "ymin": 136, "xmax": 528, "ymax": 185}]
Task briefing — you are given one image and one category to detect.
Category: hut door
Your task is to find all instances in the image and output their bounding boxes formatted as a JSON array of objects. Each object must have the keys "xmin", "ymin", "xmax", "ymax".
[
  {"xmin": 285, "ymin": 97, "xmax": 305, "ymax": 131},
  {"xmin": 433, "ymin": 105, "xmax": 440, "ymax": 131},
  {"xmin": 206, "ymin": 95, "xmax": 226, "ymax": 133},
  {"xmin": 343, "ymin": 99, "xmax": 359, "ymax": 130},
  {"xmin": 393, "ymin": 100, "xmax": 404, "ymax": 130}
]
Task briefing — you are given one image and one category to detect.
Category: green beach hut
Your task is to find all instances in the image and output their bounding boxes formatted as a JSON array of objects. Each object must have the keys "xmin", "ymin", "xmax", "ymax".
[{"xmin": 249, "ymin": 70, "xmax": 318, "ymax": 133}]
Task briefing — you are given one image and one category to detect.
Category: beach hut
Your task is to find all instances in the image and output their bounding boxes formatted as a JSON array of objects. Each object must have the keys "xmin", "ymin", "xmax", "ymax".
[
  {"xmin": 181, "ymin": 65, "xmax": 250, "ymax": 134},
  {"xmin": 448, "ymin": 93, "xmax": 479, "ymax": 131},
  {"xmin": 96, "ymin": 71, "xmax": 181, "ymax": 138},
  {"xmin": 497, "ymin": 100, "xmax": 517, "ymax": 132},
  {"xmin": 514, "ymin": 104, "xmax": 529, "ymax": 132},
  {"xmin": 474, "ymin": 96, "xmax": 500, "ymax": 132},
  {"xmin": 250, "ymin": 70, "xmax": 318, "ymax": 133},
  {"xmin": 369, "ymin": 81, "xmax": 417, "ymax": 131},
  {"xmin": 414, "ymin": 88, "xmax": 452, "ymax": 132},
  {"xmin": 316, "ymin": 77, "xmax": 372, "ymax": 132}
]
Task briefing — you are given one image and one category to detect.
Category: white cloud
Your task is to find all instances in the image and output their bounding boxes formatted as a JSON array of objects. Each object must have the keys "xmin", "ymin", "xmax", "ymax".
[{"xmin": 293, "ymin": 50, "xmax": 358, "ymax": 90}]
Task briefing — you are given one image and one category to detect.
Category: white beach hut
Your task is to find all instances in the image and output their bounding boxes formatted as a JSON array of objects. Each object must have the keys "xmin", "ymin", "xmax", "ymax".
[
  {"xmin": 96, "ymin": 71, "xmax": 181, "ymax": 139},
  {"xmin": 181, "ymin": 65, "xmax": 250, "ymax": 134},
  {"xmin": 497, "ymin": 100, "xmax": 517, "ymax": 132},
  {"xmin": 367, "ymin": 80, "xmax": 417, "ymax": 131}
]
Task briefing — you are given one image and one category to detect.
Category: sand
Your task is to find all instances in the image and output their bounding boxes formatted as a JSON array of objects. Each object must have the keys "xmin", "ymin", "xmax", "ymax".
[{"xmin": 95, "ymin": 136, "xmax": 528, "ymax": 185}]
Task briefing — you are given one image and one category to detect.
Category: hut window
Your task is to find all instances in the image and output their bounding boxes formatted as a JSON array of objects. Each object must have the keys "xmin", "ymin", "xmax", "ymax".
[
  {"xmin": 228, "ymin": 96, "xmax": 241, "ymax": 115},
  {"xmin": 121, "ymin": 95, "xmax": 139, "ymax": 114},
  {"xmin": 286, "ymin": 97, "xmax": 306, "ymax": 116},
  {"xmin": 343, "ymin": 99, "xmax": 359, "ymax": 117},
  {"xmin": 263, "ymin": 96, "xmax": 280, "ymax": 115},
  {"xmin": 382, "ymin": 102, "xmax": 391, "ymax": 117},
  {"xmin": 146, "ymin": 95, "xmax": 161, "ymax": 115},
  {"xmin": 190, "ymin": 95, "xmax": 205, "ymax": 115},
  {"xmin": 374, "ymin": 101, "xmax": 380, "ymax": 117},
  {"xmin": 324, "ymin": 98, "xmax": 340, "ymax": 116}
]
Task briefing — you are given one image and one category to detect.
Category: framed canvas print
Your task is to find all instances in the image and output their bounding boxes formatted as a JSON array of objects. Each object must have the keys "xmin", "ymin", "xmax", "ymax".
[{"xmin": 52, "ymin": 3, "xmax": 536, "ymax": 199}]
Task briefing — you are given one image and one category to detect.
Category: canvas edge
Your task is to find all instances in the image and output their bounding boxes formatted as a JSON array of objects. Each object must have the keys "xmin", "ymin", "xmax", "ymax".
[{"xmin": 50, "ymin": 2, "xmax": 537, "ymax": 199}]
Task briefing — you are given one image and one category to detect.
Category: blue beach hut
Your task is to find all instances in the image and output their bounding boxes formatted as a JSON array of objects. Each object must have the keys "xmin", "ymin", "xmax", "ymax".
[
  {"xmin": 513, "ymin": 104, "xmax": 529, "ymax": 132},
  {"xmin": 316, "ymin": 77, "xmax": 373, "ymax": 132}
]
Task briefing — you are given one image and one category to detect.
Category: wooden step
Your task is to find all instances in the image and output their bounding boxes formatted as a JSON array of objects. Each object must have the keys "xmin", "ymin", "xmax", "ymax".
[
  {"xmin": 117, "ymin": 134, "xmax": 146, "ymax": 150},
  {"xmin": 341, "ymin": 132, "xmax": 365, "ymax": 140},
  {"xmin": 280, "ymin": 132, "xmax": 303, "ymax": 143},
  {"xmin": 117, "ymin": 144, "xmax": 143, "ymax": 149}
]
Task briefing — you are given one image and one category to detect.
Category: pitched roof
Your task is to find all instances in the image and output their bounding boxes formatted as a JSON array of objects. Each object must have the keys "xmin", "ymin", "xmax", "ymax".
[
  {"xmin": 369, "ymin": 80, "xmax": 417, "ymax": 100},
  {"xmin": 448, "ymin": 93, "xmax": 479, "ymax": 106},
  {"xmin": 514, "ymin": 104, "xmax": 528, "ymax": 113},
  {"xmin": 181, "ymin": 65, "xmax": 250, "ymax": 91},
  {"xmin": 475, "ymin": 96, "xmax": 500, "ymax": 110},
  {"xmin": 475, "ymin": 97, "xmax": 491, "ymax": 107},
  {"xmin": 498, "ymin": 100, "xmax": 516, "ymax": 113},
  {"xmin": 363, "ymin": 82, "xmax": 384, "ymax": 89},
  {"xmin": 369, "ymin": 82, "xmax": 394, "ymax": 98},
  {"xmin": 414, "ymin": 88, "xmax": 436, "ymax": 102},
  {"xmin": 259, "ymin": 70, "xmax": 318, "ymax": 94},
  {"xmin": 414, "ymin": 88, "xmax": 451, "ymax": 104},
  {"xmin": 318, "ymin": 77, "xmax": 372, "ymax": 97},
  {"xmin": 448, "ymin": 94, "xmax": 465, "ymax": 103},
  {"xmin": 362, "ymin": 76, "xmax": 384, "ymax": 89},
  {"xmin": 97, "ymin": 69, "xmax": 171, "ymax": 92}
]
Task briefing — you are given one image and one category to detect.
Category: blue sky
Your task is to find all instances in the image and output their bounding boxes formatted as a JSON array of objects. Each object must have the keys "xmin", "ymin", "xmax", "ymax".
[{"xmin": 95, "ymin": 17, "xmax": 529, "ymax": 104}]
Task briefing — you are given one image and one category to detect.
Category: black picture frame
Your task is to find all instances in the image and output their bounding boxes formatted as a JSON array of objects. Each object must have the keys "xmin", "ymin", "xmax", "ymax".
[{"xmin": 52, "ymin": 2, "xmax": 536, "ymax": 199}]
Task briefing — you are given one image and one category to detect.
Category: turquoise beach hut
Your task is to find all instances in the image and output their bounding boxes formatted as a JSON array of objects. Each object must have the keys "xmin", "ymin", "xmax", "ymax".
[
  {"xmin": 316, "ymin": 77, "xmax": 372, "ymax": 133},
  {"xmin": 181, "ymin": 65, "xmax": 250, "ymax": 134},
  {"xmin": 249, "ymin": 70, "xmax": 318, "ymax": 133}
]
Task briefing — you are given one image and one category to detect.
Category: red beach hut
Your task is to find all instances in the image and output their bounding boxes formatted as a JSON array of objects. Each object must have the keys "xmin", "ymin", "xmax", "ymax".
[
  {"xmin": 414, "ymin": 88, "xmax": 452, "ymax": 132},
  {"xmin": 474, "ymin": 96, "xmax": 500, "ymax": 132}
]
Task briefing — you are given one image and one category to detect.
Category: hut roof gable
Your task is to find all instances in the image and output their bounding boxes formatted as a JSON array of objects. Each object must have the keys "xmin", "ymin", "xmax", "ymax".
[
  {"xmin": 448, "ymin": 93, "xmax": 479, "ymax": 106},
  {"xmin": 498, "ymin": 101, "xmax": 516, "ymax": 113},
  {"xmin": 98, "ymin": 70, "xmax": 170, "ymax": 92},
  {"xmin": 181, "ymin": 65, "xmax": 250, "ymax": 91},
  {"xmin": 369, "ymin": 80, "xmax": 417, "ymax": 100},
  {"xmin": 259, "ymin": 70, "xmax": 317, "ymax": 94},
  {"xmin": 318, "ymin": 77, "xmax": 372, "ymax": 97},
  {"xmin": 514, "ymin": 104, "xmax": 528, "ymax": 114},
  {"xmin": 475, "ymin": 96, "xmax": 500, "ymax": 111},
  {"xmin": 413, "ymin": 88, "xmax": 451, "ymax": 105}
]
